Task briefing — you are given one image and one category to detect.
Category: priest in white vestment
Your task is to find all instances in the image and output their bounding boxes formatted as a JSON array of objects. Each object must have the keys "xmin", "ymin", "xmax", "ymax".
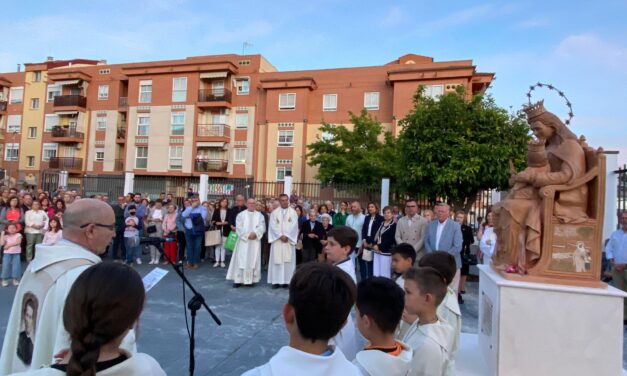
[
  {"xmin": 267, "ymin": 194, "xmax": 299, "ymax": 287},
  {"xmin": 226, "ymin": 198, "xmax": 266, "ymax": 287}
]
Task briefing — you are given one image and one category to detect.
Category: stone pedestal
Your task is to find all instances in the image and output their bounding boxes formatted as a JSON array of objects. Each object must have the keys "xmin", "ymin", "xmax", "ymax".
[{"xmin": 478, "ymin": 265, "xmax": 626, "ymax": 376}]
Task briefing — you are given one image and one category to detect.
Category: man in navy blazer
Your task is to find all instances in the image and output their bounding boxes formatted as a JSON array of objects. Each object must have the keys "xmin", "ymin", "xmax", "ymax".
[{"xmin": 425, "ymin": 203, "xmax": 463, "ymax": 293}]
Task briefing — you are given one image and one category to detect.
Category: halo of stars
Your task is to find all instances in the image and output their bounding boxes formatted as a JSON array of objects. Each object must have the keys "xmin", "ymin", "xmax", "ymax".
[{"xmin": 526, "ymin": 82, "xmax": 574, "ymax": 125}]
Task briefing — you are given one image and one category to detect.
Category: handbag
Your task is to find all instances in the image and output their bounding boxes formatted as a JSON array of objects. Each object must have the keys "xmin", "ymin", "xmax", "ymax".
[
  {"xmin": 146, "ymin": 224, "xmax": 157, "ymax": 234},
  {"xmin": 362, "ymin": 248, "xmax": 373, "ymax": 262},
  {"xmin": 224, "ymin": 231, "xmax": 238, "ymax": 251},
  {"xmin": 205, "ymin": 228, "xmax": 222, "ymax": 246}
]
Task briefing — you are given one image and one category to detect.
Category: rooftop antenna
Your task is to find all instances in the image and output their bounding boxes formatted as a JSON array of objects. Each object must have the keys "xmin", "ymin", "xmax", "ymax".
[{"xmin": 242, "ymin": 42, "xmax": 253, "ymax": 55}]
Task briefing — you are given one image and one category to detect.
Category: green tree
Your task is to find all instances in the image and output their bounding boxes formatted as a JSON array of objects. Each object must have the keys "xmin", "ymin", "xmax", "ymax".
[
  {"xmin": 307, "ymin": 109, "xmax": 397, "ymax": 185},
  {"xmin": 396, "ymin": 87, "xmax": 530, "ymax": 211}
]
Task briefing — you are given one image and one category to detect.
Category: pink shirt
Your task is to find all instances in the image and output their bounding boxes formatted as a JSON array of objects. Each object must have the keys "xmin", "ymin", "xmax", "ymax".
[
  {"xmin": 43, "ymin": 230, "xmax": 63, "ymax": 245},
  {"xmin": 3, "ymin": 233, "xmax": 22, "ymax": 254}
]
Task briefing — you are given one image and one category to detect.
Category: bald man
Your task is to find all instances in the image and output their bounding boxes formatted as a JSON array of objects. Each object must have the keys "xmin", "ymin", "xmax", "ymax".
[{"xmin": 0, "ymin": 199, "xmax": 135, "ymax": 373}]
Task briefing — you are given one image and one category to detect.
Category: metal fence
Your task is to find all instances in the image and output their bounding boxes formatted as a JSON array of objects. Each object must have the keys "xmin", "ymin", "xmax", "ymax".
[{"xmin": 618, "ymin": 166, "xmax": 627, "ymax": 216}]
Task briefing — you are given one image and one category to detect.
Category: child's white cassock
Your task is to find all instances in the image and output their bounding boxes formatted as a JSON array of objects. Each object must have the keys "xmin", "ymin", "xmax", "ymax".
[
  {"xmin": 402, "ymin": 319, "xmax": 453, "ymax": 376},
  {"xmin": 437, "ymin": 287, "xmax": 461, "ymax": 375},
  {"xmin": 353, "ymin": 341, "xmax": 413, "ymax": 376},
  {"xmin": 330, "ymin": 257, "xmax": 358, "ymax": 360}
]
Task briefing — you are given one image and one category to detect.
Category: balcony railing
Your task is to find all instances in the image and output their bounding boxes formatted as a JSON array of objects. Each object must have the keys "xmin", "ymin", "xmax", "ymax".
[
  {"xmin": 194, "ymin": 158, "xmax": 228, "ymax": 172},
  {"xmin": 53, "ymin": 95, "xmax": 87, "ymax": 108},
  {"xmin": 119, "ymin": 97, "xmax": 128, "ymax": 107},
  {"xmin": 197, "ymin": 123, "xmax": 230, "ymax": 138},
  {"xmin": 51, "ymin": 126, "xmax": 84, "ymax": 140},
  {"xmin": 116, "ymin": 127, "xmax": 126, "ymax": 140},
  {"xmin": 0, "ymin": 100, "xmax": 7, "ymax": 112},
  {"xmin": 197, "ymin": 88, "xmax": 232, "ymax": 103},
  {"xmin": 114, "ymin": 159, "xmax": 124, "ymax": 171},
  {"xmin": 49, "ymin": 157, "xmax": 83, "ymax": 170}
]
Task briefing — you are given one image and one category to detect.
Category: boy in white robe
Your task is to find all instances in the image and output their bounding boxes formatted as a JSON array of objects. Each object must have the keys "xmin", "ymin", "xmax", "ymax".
[
  {"xmin": 324, "ymin": 226, "xmax": 359, "ymax": 360},
  {"xmin": 418, "ymin": 252, "xmax": 462, "ymax": 375},
  {"xmin": 242, "ymin": 263, "xmax": 360, "ymax": 376},
  {"xmin": 267, "ymin": 194, "xmax": 299, "ymax": 288},
  {"xmin": 226, "ymin": 199, "xmax": 265, "ymax": 287},
  {"xmin": 353, "ymin": 277, "xmax": 412, "ymax": 376},
  {"xmin": 402, "ymin": 267, "xmax": 453, "ymax": 376},
  {"xmin": 391, "ymin": 243, "xmax": 417, "ymax": 340}
]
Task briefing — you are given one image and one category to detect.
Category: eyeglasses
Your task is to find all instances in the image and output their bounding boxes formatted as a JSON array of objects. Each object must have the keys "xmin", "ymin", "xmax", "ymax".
[{"xmin": 79, "ymin": 223, "xmax": 115, "ymax": 231}]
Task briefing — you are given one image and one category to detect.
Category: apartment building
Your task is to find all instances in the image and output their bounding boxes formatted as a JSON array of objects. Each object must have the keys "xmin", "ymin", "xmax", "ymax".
[{"xmin": 0, "ymin": 53, "xmax": 493, "ymax": 186}]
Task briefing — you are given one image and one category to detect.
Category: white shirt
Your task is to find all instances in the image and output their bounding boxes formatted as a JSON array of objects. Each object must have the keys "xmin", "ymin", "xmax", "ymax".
[{"xmin": 435, "ymin": 220, "xmax": 446, "ymax": 250}]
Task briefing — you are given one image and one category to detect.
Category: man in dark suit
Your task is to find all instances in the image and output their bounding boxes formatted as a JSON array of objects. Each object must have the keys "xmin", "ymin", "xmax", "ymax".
[
  {"xmin": 425, "ymin": 203, "xmax": 463, "ymax": 292},
  {"xmin": 301, "ymin": 209, "xmax": 325, "ymax": 263},
  {"xmin": 227, "ymin": 194, "xmax": 246, "ymax": 232}
]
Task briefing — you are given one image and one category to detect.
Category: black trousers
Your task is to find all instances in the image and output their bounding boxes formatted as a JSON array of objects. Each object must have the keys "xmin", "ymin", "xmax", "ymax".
[{"xmin": 177, "ymin": 230, "xmax": 186, "ymax": 262}]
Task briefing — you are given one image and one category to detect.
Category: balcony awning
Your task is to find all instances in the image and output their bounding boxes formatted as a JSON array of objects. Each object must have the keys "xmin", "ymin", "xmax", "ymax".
[
  {"xmin": 54, "ymin": 79, "xmax": 80, "ymax": 86},
  {"xmin": 197, "ymin": 141, "xmax": 226, "ymax": 148},
  {"xmin": 200, "ymin": 72, "xmax": 228, "ymax": 79},
  {"xmin": 54, "ymin": 111, "xmax": 79, "ymax": 115}
]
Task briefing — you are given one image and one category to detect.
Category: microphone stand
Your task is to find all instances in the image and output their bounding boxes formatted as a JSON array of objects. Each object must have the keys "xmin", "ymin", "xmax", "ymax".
[{"xmin": 143, "ymin": 238, "xmax": 221, "ymax": 376}]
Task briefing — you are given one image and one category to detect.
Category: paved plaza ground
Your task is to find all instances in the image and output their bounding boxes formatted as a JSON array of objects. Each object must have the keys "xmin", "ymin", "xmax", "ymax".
[{"xmin": 0, "ymin": 261, "xmax": 623, "ymax": 375}]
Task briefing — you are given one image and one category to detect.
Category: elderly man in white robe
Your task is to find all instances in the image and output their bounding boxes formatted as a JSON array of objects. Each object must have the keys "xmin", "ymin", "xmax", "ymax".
[
  {"xmin": 0, "ymin": 199, "xmax": 136, "ymax": 374},
  {"xmin": 226, "ymin": 198, "xmax": 266, "ymax": 287},
  {"xmin": 267, "ymin": 194, "xmax": 299, "ymax": 289}
]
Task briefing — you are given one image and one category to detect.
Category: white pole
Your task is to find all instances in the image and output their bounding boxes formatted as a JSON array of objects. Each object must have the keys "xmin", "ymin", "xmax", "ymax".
[
  {"xmin": 199, "ymin": 174, "xmax": 209, "ymax": 201},
  {"xmin": 284, "ymin": 175, "xmax": 293, "ymax": 196},
  {"xmin": 381, "ymin": 178, "xmax": 390, "ymax": 214},
  {"xmin": 58, "ymin": 171, "xmax": 69, "ymax": 189},
  {"xmin": 123, "ymin": 172, "xmax": 134, "ymax": 195},
  {"xmin": 604, "ymin": 151, "xmax": 619, "ymax": 241}
]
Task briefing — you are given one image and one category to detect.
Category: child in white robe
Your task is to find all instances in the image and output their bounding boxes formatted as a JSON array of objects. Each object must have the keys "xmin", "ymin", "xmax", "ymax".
[
  {"xmin": 353, "ymin": 277, "xmax": 412, "ymax": 376},
  {"xmin": 418, "ymin": 252, "xmax": 462, "ymax": 375},
  {"xmin": 402, "ymin": 267, "xmax": 453, "ymax": 376},
  {"xmin": 243, "ymin": 263, "xmax": 360, "ymax": 376},
  {"xmin": 391, "ymin": 244, "xmax": 417, "ymax": 340},
  {"xmin": 324, "ymin": 226, "xmax": 360, "ymax": 360}
]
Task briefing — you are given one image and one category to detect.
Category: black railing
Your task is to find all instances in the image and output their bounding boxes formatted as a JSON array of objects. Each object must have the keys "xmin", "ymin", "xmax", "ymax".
[
  {"xmin": 53, "ymin": 95, "xmax": 87, "ymax": 107},
  {"xmin": 51, "ymin": 126, "xmax": 84, "ymax": 140},
  {"xmin": 49, "ymin": 157, "xmax": 83, "ymax": 170},
  {"xmin": 0, "ymin": 100, "xmax": 7, "ymax": 112},
  {"xmin": 197, "ymin": 124, "xmax": 230, "ymax": 137},
  {"xmin": 198, "ymin": 88, "xmax": 231, "ymax": 103},
  {"xmin": 116, "ymin": 127, "xmax": 126, "ymax": 140},
  {"xmin": 194, "ymin": 158, "xmax": 228, "ymax": 172},
  {"xmin": 119, "ymin": 97, "xmax": 128, "ymax": 107},
  {"xmin": 618, "ymin": 166, "xmax": 627, "ymax": 218}
]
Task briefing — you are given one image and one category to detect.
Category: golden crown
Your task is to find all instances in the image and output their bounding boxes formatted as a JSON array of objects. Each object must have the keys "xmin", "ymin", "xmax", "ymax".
[{"xmin": 523, "ymin": 100, "xmax": 546, "ymax": 120}]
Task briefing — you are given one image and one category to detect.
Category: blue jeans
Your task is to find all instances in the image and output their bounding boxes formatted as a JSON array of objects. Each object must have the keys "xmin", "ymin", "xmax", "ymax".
[
  {"xmin": 125, "ymin": 237, "xmax": 140, "ymax": 264},
  {"xmin": 185, "ymin": 229, "xmax": 203, "ymax": 264},
  {"xmin": 2, "ymin": 253, "xmax": 21, "ymax": 280}
]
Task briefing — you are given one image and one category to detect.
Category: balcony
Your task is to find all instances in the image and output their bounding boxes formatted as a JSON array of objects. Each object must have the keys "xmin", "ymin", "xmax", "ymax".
[
  {"xmin": 194, "ymin": 158, "xmax": 228, "ymax": 172},
  {"xmin": 51, "ymin": 126, "xmax": 84, "ymax": 143},
  {"xmin": 116, "ymin": 127, "xmax": 126, "ymax": 143},
  {"xmin": 53, "ymin": 95, "xmax": 87, "ymax": 110},
  {"xmin": 114, "ymin": 159, "xmax": 124, "ymax": 172},
  {"xmin": 197, "ymin": 89, "xmax": 231, "ymax": 108},
  {"xmin": 0, "ymin": 100, "xmax": 7, "ymax": 113},
  {"xmin": 197, "ymin": 123, "xmax": 230, "ymax": 141},
  {"xmin": 49, "ymin": 157, "xmax": 83, "ymax": 172},
  {"xmin": 119, "ymin": 97, "xmax": 128, "ymax": 108}
]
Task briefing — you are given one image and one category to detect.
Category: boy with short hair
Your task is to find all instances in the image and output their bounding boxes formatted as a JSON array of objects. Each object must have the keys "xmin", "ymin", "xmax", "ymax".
[
  {"xmin": 391, "ymin": 243, "xmax": 417, "ymax": 290},
  {"xmin": 324, "ymin": 226, "xmax": 359, "ymax": 360},
  {"xmin": 243, "ymin": 263, "xmax": 360, "ymax": 375},
  {"xmin": 353, "ymin": 277, "xmax": 413, "ymax": 376},
  {"xmin": 402, "ymin": 267, "xmax": 453, "ymax": 376},
  {"xmin": 418, "ymin": 251, "xmax": 462, "ymax": 375}
]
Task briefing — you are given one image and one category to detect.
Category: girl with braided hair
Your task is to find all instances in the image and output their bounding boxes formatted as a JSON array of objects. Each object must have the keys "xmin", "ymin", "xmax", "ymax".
[{"xmin": 13, "ymin": 262, "xmax": 165, "ymax": 375}]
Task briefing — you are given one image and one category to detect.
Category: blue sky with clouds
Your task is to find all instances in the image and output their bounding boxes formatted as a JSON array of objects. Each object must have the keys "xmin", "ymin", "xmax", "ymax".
[{"xmin": 2, "ymin": 0, "xmax": 626, "ymax": 164}]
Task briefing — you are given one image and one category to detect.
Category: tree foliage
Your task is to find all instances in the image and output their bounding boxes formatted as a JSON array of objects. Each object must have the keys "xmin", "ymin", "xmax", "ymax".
[
  {"xmin": 306, "ymin": 109, "xmax": 397, "ymax": 185},
  {"xmin": 396, "ymin": 87, "xmax": 530, "ymax": 210}
]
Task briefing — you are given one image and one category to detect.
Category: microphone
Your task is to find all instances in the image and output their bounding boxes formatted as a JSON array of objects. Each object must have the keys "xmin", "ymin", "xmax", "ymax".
[{"xmin": 139, "ymin": 237, "xmax": 166, "ymax": 246}]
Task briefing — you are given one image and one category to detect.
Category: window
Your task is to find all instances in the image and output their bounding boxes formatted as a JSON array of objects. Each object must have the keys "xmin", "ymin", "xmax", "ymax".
[
  {"xmin": 235, "ymin": 113, "xmax": 248, "ymax": 128},
  {"xmin": 279, "ymin": 93, "xmax": 296, "ymax": 110},
  {"xmin": 172, "ymin": 77, "xmax": 187, "ymax": 102},
  {"xmin": 30, "ymin": 98, "xmax": 40, "ymax": 109},
  {"xmin": 364, "ymin": 92, "xmax": 379, "ymax": 110},
  {"xmin": 9, "ymin": 87, "xmax": 23, "ymax": 104},
  {"xmin": 33, "ymin": 71, "xmax": 42, "ymax": 82},
  {"xmin": 278, "ymin": 130, "xmax": 294, "ymax": 146},
  {"xmin": 95, "ymin": 151, "xmax": 104, "ymax": 161},
  {"xmin": 276, "ymin": 167, "xmax": 292, "ymax": 181},
  {"xmin": 139, "ymin": 80, "xmax": 152, "ymax": 103},
  {"xmin": 7, "ymin": 115, "xmax": 21, "ymax": 133},
  {"xmin": 234, "ymin": 148, "xmax": 246, "ymax": 164},
  {"xmin": 323, "ymin": 94, "xmax": 337, "ymax": 111},
  {"xmin": 137, "ymin": 115, "xmax": 150, "ymax": 136},
  {"xmin": 170, "ymin": 112, "xmax": 185, "ymax": 135},
  {"xmin": 423, "ymin": 84, "xmax": 444, "ymax": 100},
  {"xmin": 28, "ymin": 127, "xmax": 37, "ymax": 138},
  {"xmin": 5, "ymin": 144, "xmax": 18, "ymax": 161},
  {"xmin": 27, "ymin": 156, "xmax": 35, "ymax": 167},
  {"xmin": 98, "ymin": 85, "xmax": 109, "ymax": 100},
  {"xmin": 169, "ymin": 146, "xmax": 183, "ymax": 169},
  {"xmin": 236, "ymin": 78, "xmax": 250, "ymax": 95},
  {"xmin": 44, "ymin": 114, "xmax": 59, "ymax": 132},
  {"xmin": 42, "ymin": 143, "xmax": 58, "ymax": 161},
  {"xmin": 47, "ymin": 84, "xmax": 61, "ymax": 102},
  {"xmin": 135, "ymin": 147, "xmax": 148, "ymax": 169},
  {"xmin": 97, "ymin": 118, "xmax": 107, "ymax": 130}
]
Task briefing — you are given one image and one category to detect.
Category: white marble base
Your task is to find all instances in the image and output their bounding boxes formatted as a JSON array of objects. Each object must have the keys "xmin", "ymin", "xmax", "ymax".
[{"xmin": 478, "ymin": 265, "xmax": 626, "ymax": 376}]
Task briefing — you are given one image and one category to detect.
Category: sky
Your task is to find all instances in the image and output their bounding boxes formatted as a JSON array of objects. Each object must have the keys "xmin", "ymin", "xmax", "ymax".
[{"xmin": 1, "ymin": 0, "xmax": 626, "ymax": 165}]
